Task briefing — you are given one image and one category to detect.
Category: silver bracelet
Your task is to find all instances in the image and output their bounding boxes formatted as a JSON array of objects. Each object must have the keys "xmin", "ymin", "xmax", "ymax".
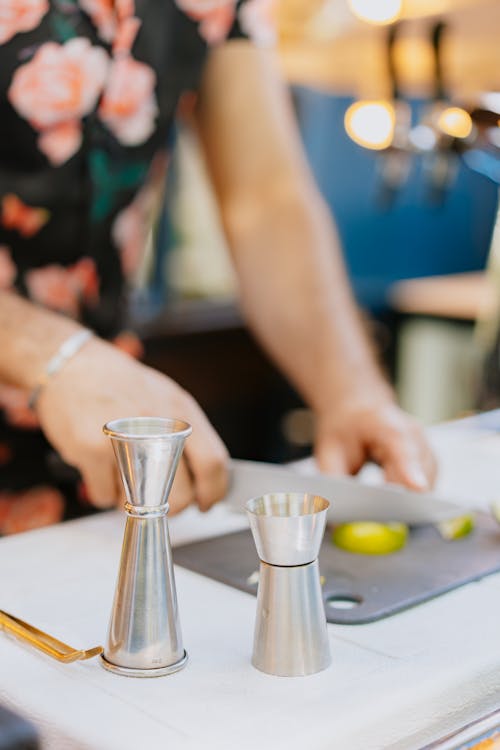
[{"xmin": 28, "ymin": 329, "xmax": 93, "ymax": 410}]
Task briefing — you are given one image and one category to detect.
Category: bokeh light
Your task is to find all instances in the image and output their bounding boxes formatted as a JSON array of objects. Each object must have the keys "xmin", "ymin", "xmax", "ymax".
[
  {"xmin": 344, "ymin": 101, "xmax": 396, "ymax": 150},
  {"xmin": 348, "ymin": 0, "xmax": 403, "ymax": 25},
  {"xmin": 437, "ymin": 107, "xmax": 473, "ymax": 139},
  {"xmin": 408, "ymin": 124, "xmax": 437, "ymax": 152}
]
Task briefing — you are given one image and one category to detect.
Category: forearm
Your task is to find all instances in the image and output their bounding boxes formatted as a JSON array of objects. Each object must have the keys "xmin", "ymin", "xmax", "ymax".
[
  {"xmin": 197, "ymin": 43, "xmax": 392, "ymax": 412},
  {"xmin": 0, "ymin": 292, "xmax": 82, "ymax": 390},
  {"xmin": 222, "ymin": 183, "xmax": 393, "ymax": 413}
]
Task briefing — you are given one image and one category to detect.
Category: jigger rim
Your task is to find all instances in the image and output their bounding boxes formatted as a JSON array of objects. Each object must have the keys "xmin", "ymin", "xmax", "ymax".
[
  {"xmin": 246, "ymin": 492, "xmax": 329, "ymax": 518},
  {"xmin": 103, "ymin": 416, "xmax": 192, "ymax": 441},
  {"xmin": 246, "ymin": 492, "xmax": 329, "ymax": 566}
]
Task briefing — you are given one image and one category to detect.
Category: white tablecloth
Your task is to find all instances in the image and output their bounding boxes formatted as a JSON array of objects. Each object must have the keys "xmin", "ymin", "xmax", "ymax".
[{"xmin": 1, "ymin": 420, "xmax": 500, "ymax": 750}]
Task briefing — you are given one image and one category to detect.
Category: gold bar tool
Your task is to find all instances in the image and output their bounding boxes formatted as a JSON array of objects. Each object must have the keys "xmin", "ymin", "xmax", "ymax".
[{"xmin": 0, "ymin": 610, "xmax": 102, "ymax": 663}]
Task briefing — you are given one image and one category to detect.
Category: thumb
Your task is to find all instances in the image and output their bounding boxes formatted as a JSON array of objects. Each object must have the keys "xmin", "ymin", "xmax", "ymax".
[
  {"xmin": 381, "ymin": 439, "xmax": 429, "ymax": 491},
  {"xmin": 79, "ymin": 455, "xmax": 119, "ymax": 508}
]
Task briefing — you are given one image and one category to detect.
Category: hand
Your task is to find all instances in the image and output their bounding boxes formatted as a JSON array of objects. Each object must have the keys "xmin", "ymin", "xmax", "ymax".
[
  {"xmin": 36, "ymin": 336, "xmax": 229, "ymax": 513},
  {"xmin": 314, "ymin": 396, "xmax": 437, "ymax": 491}
]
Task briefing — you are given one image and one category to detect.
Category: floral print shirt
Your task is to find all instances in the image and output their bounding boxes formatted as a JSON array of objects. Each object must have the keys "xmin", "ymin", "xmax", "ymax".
[{"xmin": 0, "ymin": 0, "xmax": 275, "ymax": 533}]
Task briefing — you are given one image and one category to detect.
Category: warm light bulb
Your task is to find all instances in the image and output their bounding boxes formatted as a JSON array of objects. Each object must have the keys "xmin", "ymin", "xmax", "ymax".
[
  {"xmin": 437, "ymin": 107, "xmax": 473, "ymax": 139},
  {"xmin": 348, "ymin": 0, "xmax": 402, "ymax": 25},
  {"xmin": 344, "ymin": 101, "xmax": 396, "ymax": 150}
]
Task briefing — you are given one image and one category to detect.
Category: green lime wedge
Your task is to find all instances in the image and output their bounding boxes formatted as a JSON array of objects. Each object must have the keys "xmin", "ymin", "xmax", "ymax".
[
  {"xmin": 436, "ymin": 513, "xmax": 475, "ymax": 541},
  {"xmin": 331, "ymin": 522, "xmax": 409, "ymax": 555}
]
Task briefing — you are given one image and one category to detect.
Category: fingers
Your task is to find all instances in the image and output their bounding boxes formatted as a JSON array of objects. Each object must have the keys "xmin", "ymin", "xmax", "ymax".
[
  {"xmin": 69, "ymin": 399, "xmax": 227, "ymax": 513},
  {"xmin": 383, "ymin": 446, "xmax": 429, "ymax": 490},
  {"xmin": 78, "ymin": 451, "xmax": 118, "ymax": 509},
  {"xmin": 384, "ymin": 438, "xmax": 437, "ymax": 491},
  {"xmin": 315, "ymin": 429, "xmax": 365, "ymax": 476},
  {"xmin": 169, "ymin": 458, "xmax": 195, "ymax": 515},
  {"xmin": 80, "ymin": 453, "xmax": 195, "ymax": 513},
  {"xmin": 370, "ymin": 415, "xmax": 437, "ymax": 492},
  {"xmin": 420, "ymin": 436, "xmax": 438, "ymax": 487},
  {"xmin": 182, "ymin": 397, "xmax": 229, "ymax": 512},
  {"xmin": 314, "ymin": 404, "xmax": 437, "ymax": 492}
]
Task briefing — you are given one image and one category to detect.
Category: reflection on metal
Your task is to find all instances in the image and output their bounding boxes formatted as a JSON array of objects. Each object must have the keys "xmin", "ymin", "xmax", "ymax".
[
  {"xmin": 101, "ymin": 417, "xmax": 191, "ymax": 678},
  {"xmin": 246, "ymin": 492, "xmax": 331, "ymax": 677}
]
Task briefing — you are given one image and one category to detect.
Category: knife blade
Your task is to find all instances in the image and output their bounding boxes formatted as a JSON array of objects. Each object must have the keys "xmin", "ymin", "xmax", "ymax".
[{"xmin": 226, "ymin": 459, "xmax": 469, "ymax": 526}]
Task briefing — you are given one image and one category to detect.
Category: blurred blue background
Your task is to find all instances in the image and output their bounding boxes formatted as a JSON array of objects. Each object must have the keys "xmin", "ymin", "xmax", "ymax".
[{"xmin": 293, "ymin": 87, "xmax": 499, "ymax": 313}]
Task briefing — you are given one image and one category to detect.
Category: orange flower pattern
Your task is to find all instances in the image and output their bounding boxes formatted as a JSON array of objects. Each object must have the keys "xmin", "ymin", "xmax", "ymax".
[
  {"xmin": 175, "ymin": 0, "xmax": 276, "ymax": 45},
  {"xmin": 99, "ymin": 55, "xmax": 158, "ymax": 145},
  {"xmin": 0, "ymin": 487, "xmax": 65, "ymax": 535},
  {"xmin": 0, "ymin": 0, "xmax": 49, "ymax": 45},
  {"xmin": 79, "ymin": 0, "xmax": 141, "ymax": 53},
  {"xmin": 38, "ymin": 121, "xmax": 84, "ymax": 167},
  {"xmin": 78, "ymin": 0, "xmax": 117, "ymax": 42},
  {"xmin": 25, "ymin": 257, "xmax": 99, "ymax": 316},
  {"xmin": 175, "ymin": 0, "xmax": 236, "ymax": 44},
  {"xmin": 8, "ymin": 38, "xmax": 109, "ymax": 164},
  {"xmin": 1, "ymin": 194, "xmax": 49, "ymax": 237},
  {"xmin": 112, "ymin": 15, "xmax": 141, "ymax": 55}
]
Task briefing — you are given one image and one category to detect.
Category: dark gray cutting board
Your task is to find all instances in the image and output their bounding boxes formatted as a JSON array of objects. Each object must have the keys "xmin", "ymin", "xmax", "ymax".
[{"xmin": 173, "ymin": 513, "xmax": 500, "ymax": 624}]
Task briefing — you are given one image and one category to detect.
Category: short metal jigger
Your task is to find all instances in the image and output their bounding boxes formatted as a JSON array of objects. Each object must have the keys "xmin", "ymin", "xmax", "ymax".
[
  {"xmin": 246, "ymin": 492, "xmax": 331, "ymax": 677},
  {"xmin": 100, "ymin": 417, "xmax": 192, "ymax": 678}
]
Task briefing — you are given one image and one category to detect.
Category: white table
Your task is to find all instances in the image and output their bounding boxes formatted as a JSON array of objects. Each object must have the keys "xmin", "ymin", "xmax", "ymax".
[{"xmin": 2, "ymin": 420, "xmax": 500, "ymax": 750}]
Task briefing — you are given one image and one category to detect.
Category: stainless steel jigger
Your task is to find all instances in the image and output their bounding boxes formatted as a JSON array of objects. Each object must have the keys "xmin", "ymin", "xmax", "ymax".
[
  {"xmin": 100, "ymin": 416, "xmax": 191, "ymax": 678},
  {"xmin": 246, "ymin": 492, "xmax": 331, "ymax": 677}
]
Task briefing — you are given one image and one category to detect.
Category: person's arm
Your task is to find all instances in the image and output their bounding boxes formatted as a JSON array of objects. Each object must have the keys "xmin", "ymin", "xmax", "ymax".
[
  {"xmin": 196, "ymin": 42, "xmax": 436, "ymax": 489},
  {"xmin": 0, "ymin": 291, "xmax": 228, "ymax": 510}
]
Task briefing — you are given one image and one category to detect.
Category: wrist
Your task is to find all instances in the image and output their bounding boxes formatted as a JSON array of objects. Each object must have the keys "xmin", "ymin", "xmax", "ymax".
[
  {"xmin": 29, "ymin": 329, "xmax": 94, "ymax": 410},
  {"xmin": 309, "ymin": 365, "xmax": 395, "ymax": 416},
  {"xmin": 0, "ymin": 292, "xmax": 84, "ymax": 391},
  {"xmin": 37, "ymin": 334, "xmax": 138, "ymax": 412}
]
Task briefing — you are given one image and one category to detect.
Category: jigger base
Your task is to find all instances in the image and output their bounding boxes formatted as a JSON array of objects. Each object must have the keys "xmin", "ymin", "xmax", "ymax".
[
  {"xmin": 252, "ymin": 560, "xmax": 331, "ymax": 677},
  {"xmin": 99, "ymin": 650, "xmax": 188, "ymax": 678}
]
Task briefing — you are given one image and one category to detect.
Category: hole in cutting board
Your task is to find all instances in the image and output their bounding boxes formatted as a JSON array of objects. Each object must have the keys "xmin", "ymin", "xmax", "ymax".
[{"xmin": 326, "ymin": 595, "xmax": 363, "ymax": 610}]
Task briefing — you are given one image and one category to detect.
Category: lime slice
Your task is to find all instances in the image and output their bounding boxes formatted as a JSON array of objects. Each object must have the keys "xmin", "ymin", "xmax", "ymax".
[
  {"xmin": 436, "ymin": 513, "xmax": 475, "ymax": 541},
  {"xmin": 331, "ymin": 522, "xmax": 408, "ymax": 555}
]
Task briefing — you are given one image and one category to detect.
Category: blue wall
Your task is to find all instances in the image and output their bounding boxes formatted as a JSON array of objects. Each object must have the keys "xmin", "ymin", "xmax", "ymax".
[{"xmin": 294, "ymin": 88, "xmax": 498, "ymax": 312}]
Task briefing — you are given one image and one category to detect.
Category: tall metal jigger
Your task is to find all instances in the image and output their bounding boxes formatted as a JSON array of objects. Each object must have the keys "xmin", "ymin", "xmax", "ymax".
[
  {"xmin": 100, "ymin": 417, "xmax": 192, "ymax": 677},
  {"xmin": 246, "ymin": 492, "xmax": 331, "ymax": 677}
]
